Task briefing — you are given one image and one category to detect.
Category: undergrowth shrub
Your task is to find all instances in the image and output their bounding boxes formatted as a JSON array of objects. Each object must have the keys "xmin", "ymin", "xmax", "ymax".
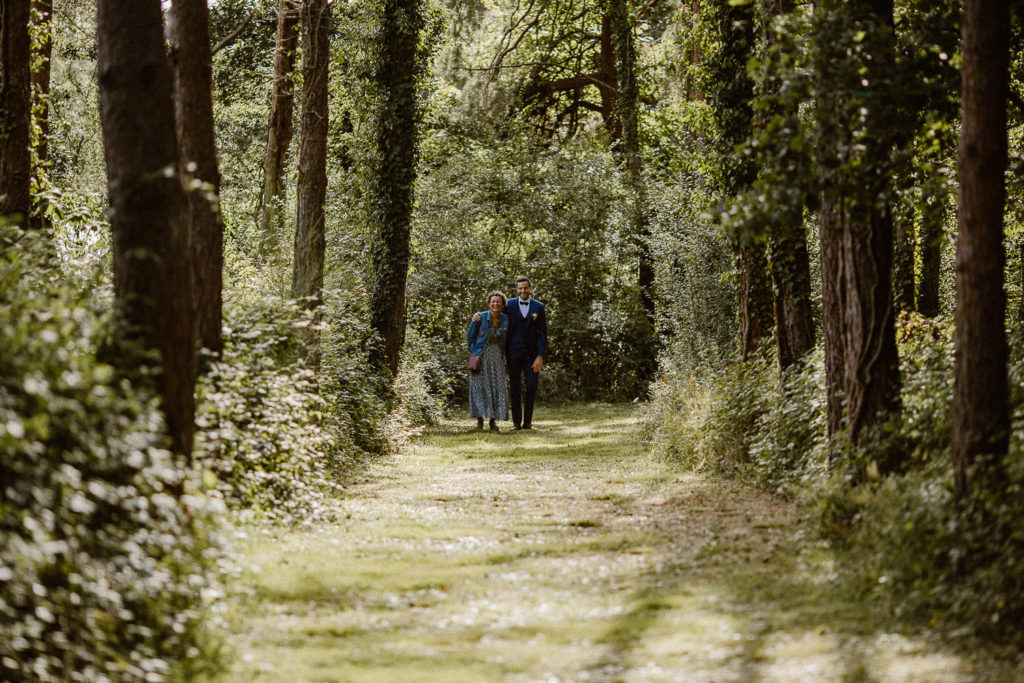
[
  {"xmin": 819, "ymin": 315, "xmax": 1024, "ymax": 642},
  {"xmin": 197, "ymin": 296, "xmax": 354, "ymax": 524},
  {"xmin": 650, "ymin": 311, "xmax": 1024, "ymax": 642},
  {"xmin": 0, "ymin": 230, "xmax": 225, "ymax": 681}
]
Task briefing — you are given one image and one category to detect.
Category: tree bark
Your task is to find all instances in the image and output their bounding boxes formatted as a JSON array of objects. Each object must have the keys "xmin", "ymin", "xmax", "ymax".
[
  {"xmin": 818, "ymin": 197, "xmax": 846, "ymax": 438},
  {"xmin": 30, "ymin": 0, "xmax": 51, "ymax": 170},
  {"xmin": 816, "ymin": 0, "xmax": 901, "ymax": 454},
  {"xmin": 369, "ymin": 0, "xmax": 423, "ymax": 379},
  {"xmin": 952, "ymin": 0, "xmax": 1010, "ymax": 502},
  {"xmin": 291, "ymin": 0, "xmax": 329, "ymax": 371},
  {"xmin": 600, "ymin": 13, "xmax": 620, "ymax": 141},
  {"xmin": 97, "ymin": 0, "xmax": 196, "ymax": 459},
  {"xmin": 1, "ymin": 0, "xmax": 33, "ymax": 227},
  {"xmin": 259, "ymin": 0, "xmax": 300, "ymax": 260},
  {"xmin": 170, "ymin": 0, "xmax": 224, "ymax": 356}
]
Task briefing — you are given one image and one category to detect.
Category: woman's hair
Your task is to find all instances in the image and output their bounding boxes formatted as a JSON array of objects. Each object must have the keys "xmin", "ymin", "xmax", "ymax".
[{"xmin": 487, "ymin": 290, "xmax": 507, "ymax": 307}]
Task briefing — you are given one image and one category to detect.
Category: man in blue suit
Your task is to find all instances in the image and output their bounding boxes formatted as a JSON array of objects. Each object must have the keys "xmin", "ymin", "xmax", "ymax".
[
  {"xmin": 505, "ymin": 277, "xmax": 547, "ymax": 429},
  {"xmin": 474, "ymin": 276, "xmax": 548, "ymax": 429}
]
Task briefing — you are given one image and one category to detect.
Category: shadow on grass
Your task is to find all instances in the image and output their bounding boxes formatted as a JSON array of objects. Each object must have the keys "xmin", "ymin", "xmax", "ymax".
[{"xmin": 581, "ymin": 504, "xmax": 966, "ymax": 681}]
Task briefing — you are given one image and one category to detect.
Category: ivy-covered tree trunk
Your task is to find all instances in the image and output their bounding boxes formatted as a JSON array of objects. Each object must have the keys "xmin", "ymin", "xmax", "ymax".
[
  {"xmin": 170, "ymin": 0, "xmax": 224, "ymax": 356},
  {"xmin": 291, "ymin": 0, "xmax": 329, "ymax": 371},
  {"xmin": 706, "ymin": 0, "xmax": 773, "ymax": 361},
  {"xmin": 1, "ymin": 0, "xmax": 33, "ymax": 227},
  {"xmin": 609, "ymin": 0, "xmax": 656, "ymax": 380},
  {"xmin": 816, "ymin": 0, "xmax": 901, "ymax": 455},
  {"xmin": 917, "ymin": 185, "xmax": 945, "ymax": 318},
  {"xmin": 369, "ymin": 0, "xmax": 423, "ymax": 379},
  {"xmin": 952, "ymin": 0, "xmax": 1010, "ymax": 502},
  {"xmin": 97, "ymin": 0, "xmax": 196, "ymax": 459},
  {"xmin": 259, "ymin": 0, "xmax": 300, "ymax": 260},
  {"xmin": 764, "ymin": 0, "xmax": 813, "ymax": 372},
  {"xmin": 30, "ymin": 0, "xmax": 51, "ymax": 170}
]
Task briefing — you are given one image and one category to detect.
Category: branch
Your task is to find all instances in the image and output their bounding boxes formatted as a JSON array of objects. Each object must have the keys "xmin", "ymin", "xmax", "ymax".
[{"xmin": 212, "ymin": 9, "xmax": 259, "ymax": 57}]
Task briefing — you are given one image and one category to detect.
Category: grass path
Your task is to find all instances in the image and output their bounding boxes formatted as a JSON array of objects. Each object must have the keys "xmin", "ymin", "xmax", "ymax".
[{"xmin": 219, "ymin": 404, "xmax": 1012, "ymax": 682}]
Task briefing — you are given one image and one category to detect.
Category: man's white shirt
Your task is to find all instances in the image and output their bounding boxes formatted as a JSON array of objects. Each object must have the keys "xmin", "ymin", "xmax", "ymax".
[{"xmin": 518, "ymin": 299, "xmax": 531, "ymax": 317}]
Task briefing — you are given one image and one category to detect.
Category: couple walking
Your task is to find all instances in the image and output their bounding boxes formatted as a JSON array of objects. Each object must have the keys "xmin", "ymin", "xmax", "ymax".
[{"xmin": 466, "ymin": 277, "xmax": 547, "ymax": 432}]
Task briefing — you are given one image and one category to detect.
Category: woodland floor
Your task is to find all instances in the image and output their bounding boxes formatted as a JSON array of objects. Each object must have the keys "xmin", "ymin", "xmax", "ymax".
[{"xmin": 217, "ymin": 404, "xmax": 1020, "ymax": 682}]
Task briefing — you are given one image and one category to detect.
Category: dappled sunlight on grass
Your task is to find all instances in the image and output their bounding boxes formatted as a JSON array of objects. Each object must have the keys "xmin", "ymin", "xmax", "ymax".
[{"xmin": 219, "ymin": 403, "xmax": 1017, "ymax": 682}]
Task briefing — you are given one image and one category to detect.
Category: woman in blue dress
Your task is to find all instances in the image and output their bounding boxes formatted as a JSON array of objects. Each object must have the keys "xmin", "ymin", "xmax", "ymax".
[{"xmin": 467, "ymin": 291, "xmax": 510, "ymax": 430}]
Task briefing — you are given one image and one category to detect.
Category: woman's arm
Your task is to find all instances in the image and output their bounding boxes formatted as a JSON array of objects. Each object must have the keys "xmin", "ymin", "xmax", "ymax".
[{"xmin": 466, "ymin": 317, "xmax": 481, "ymax": 351}]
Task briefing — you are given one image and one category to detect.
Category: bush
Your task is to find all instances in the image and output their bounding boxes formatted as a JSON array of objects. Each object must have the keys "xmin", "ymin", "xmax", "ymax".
[
  {"xmin": 0, "ymin": 231, "xmax": 225, "ymax": 682},
  {"xmin": 196, "ymin": 297, "xmax": 345, "ymax": 524}
]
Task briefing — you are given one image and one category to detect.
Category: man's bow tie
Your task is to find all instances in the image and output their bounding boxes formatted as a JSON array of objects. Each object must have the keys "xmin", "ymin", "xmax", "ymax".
[{"xmin": 519, "ymin": 300, "xmax": 530, "ymax": 305}]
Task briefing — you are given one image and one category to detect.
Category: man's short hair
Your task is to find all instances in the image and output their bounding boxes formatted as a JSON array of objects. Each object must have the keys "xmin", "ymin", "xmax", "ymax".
[{"xmin": 516, "ymin": 277, "xmax": 532, "ymax": 286}]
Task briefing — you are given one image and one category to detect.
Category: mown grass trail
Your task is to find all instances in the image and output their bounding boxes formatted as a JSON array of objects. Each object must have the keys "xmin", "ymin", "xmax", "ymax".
[{"xmin": 219, "ymin": 404, "xmax": 1010, "ymax": 682}]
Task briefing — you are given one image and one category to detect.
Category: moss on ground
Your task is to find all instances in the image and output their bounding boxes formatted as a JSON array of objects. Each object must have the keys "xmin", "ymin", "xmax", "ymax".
[{"xmin": 217, "ymin": 404, "xmax": 1018, "ymax": 682}]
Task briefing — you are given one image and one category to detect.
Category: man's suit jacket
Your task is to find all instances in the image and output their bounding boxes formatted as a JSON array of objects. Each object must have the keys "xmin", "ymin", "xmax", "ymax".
[{"xmin": 505, "ymin": 298, "xmax": 547, "ymax": 360}]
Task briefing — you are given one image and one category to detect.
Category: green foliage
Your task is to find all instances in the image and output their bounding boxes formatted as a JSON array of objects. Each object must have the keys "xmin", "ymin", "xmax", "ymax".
[
  {"xmin": 196, "ymin": 297, "xmax": 345, "ymax": 523},
  {"xmin": 0, "ymin": 230, "xmax": 225, "ymax": 681},
  {"xmin": 410, "ymin": 125, "xmax": 650, "ymax": 402}
]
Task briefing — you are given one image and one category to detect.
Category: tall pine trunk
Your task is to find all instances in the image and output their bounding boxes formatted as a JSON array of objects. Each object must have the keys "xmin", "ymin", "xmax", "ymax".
[
  {"xmin": 97, "ymin": 0, "xmax": 196, "ymax": 459},
  {"xmin": 818, "ymin": 197, "xmax": 846, "ymax": 438},
  {"xmin": 1, "ymin": 0, "xmax": 33, "ymax": 228},
  {"xmin": 952, "ymin": 0, "xmax": 1010, "ymax": 501},
  {"xmin": 368, "ymin": 0, "xmax": 423, "ymax": 379},
  {"xmin": 170, "ymin": 0, "xmax": 224, "ymax": 356},
  {"xmin": 291, "ymin": 0, "xmax": 329, "ymax": 371},
  {"xmin": 259, "ymin": 0, "xmax": 300, "ymax": 260}
]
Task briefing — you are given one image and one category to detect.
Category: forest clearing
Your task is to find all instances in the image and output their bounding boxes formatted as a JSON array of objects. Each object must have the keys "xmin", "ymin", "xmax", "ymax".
[{"xmin": 220, "ymin": 405, "xmax": 1016, "ymax": 682}]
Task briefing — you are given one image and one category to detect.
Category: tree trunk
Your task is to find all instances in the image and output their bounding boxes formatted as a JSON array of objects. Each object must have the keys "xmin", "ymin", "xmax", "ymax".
[
  {"xmin": 1, "ymin": 0, "xmax": 33, "ymax": 228},
  {"xmin": 259, "ymin": 0, "xmax": 300, "ymax": 260},
  {"xmin": 818, "ymin": 197, "xmax": 846, "ymax": 439},
  {"xmin": 765, "ymin": 0, "xmax": 813, "ymax": 372},
  {"xmin": 170, "ymin": 0, "xmax": 224, "ymax": 356},
  {"xmin": 600, "ymin": 14, "xmax": 620, "ymax": 141},
  {"xmin": 917, "ymin": 185, "xmax": 944, "ymax": 318},
  {"xmin": 30, "ymin": 0, "xmax": 51, "ymax": 170},
  {"xmin": 892, "ymin": 198, "xmax": 916, "ymax": 312},
  {"xmin": 609, "ymin": 0, "xmax": 656, "ymax": 380},
  {"xmin": 952, "ymin": 0, "xmax": 1010, "ymax": 502},
  {"xmin": 816, "ymin": 0, "xmax": 901, "ymax": 455},
  {"xmin": 770, "ymin": 216, "xmax": 815, "ymax": 371},
  {"xmin": 368, "ymin": 0, "xmax": 423, "ymax": 379},
  {"xmin": 97, "ymin": 0, "xmax": 196, "ymax": 459},
  {"xmin": 291, "ymin": 0, "xmax": 329, "ymax": 371},
  {"xmin": 707, "ymin": 0, "xmax": 773, "ymax": 360}
]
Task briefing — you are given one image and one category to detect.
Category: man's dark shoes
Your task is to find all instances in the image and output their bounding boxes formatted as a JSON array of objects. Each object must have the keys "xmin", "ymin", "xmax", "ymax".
[
  {"xmin": 522, "ymin": 423, "xmax": 534, "ymax": 430},
  {"xmin": 512, "ymin": 423, "xmax": 522, "ymax": 430}
]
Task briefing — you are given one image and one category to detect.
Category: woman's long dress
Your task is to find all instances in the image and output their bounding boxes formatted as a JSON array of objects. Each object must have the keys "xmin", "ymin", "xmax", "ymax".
[{"xmin": 469, "ymin": 329, "xmax": 509, "ymax": 420}]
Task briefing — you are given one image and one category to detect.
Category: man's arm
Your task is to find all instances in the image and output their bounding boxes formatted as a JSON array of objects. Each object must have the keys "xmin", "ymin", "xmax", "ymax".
[{"xmin": 533, "ymin": 305, "xmax": 547, "ymax": 372}]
